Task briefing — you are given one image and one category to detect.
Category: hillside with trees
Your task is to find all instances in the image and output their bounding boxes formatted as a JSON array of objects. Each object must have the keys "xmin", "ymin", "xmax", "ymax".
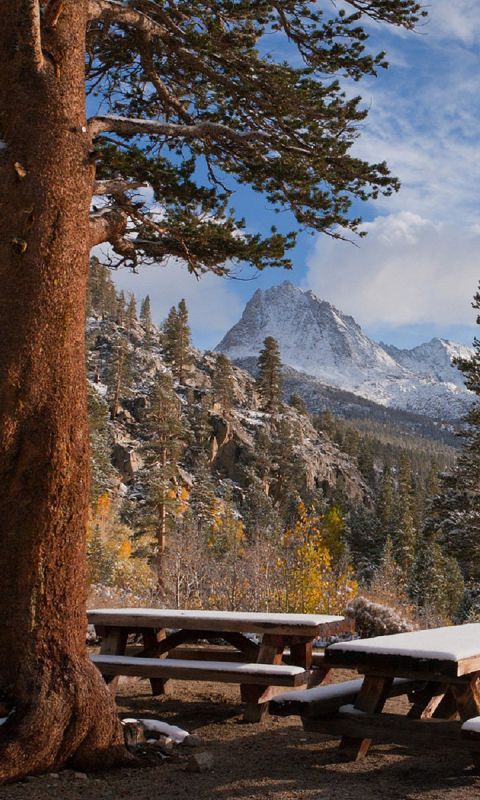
[{"xmin": 85, "ymin": 261, "xmax": 464, "ymax": 628}]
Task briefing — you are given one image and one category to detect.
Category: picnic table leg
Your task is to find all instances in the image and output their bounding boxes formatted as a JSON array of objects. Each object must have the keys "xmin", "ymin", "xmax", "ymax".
[
  {"xmin": 141, "ymin": 628, "xmax": 172, "ymax": 697},
  {"xmin": 98, "ymin": 626, "xmax": 128, "ymax": 696},
  {"xmin": 451, "ymin": 675, "xmax": 480, "ymax": 767},
  {"xmin": 407, "ymin": 682, "xmax": 449, "ymax": 719},
  {"xmin": 338, "ymin": 675, "xmax": 393, "ymax": 761},
  {"xmin": 241, "ymin": 634, "xmax": 286, "ymax": 723}
]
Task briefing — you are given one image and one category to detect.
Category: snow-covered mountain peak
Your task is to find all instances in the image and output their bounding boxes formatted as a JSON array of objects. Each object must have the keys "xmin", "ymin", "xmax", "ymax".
[{"xmin": 216, "ymin": 283, "xmax": 474, "ymax": 421}]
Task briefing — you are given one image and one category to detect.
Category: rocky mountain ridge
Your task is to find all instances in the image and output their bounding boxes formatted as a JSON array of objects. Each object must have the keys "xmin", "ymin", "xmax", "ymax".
[
  {"xmin": 86, "ymin": 310, "xmax": 371, "ymax": 509},
  {"xmin": 216, "ymin": 282, "xmax": 474, "ymax": 422}
]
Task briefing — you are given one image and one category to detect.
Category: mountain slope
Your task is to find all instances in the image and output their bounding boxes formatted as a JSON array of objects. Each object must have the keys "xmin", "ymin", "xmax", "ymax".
[
  {"xmin": 216, "ymin": 282, "xmax": 473, "ymax": 421},
  {"xmin": 381, "ymin": 339, "xmax": 472, "ymax": 388}
]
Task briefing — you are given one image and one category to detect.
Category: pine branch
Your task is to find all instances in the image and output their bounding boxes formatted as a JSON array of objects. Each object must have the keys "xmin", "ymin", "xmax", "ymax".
[
  {"xmin": 88, "ymin": 115, "xmax": 268, "ymax": 145},
  {"xmin": 87, "ymin": 0, "xmax": 166, "ymax": 38}
]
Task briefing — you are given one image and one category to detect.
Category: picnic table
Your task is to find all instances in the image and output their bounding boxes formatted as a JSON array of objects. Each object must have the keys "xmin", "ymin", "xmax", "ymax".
[
  {"xmin": 301, "ymin": 623, "xmax": 480, "ymax": 763},
  {"xmin": 88, "ymin": 607, "xmax": 351, "ymax": 721}
]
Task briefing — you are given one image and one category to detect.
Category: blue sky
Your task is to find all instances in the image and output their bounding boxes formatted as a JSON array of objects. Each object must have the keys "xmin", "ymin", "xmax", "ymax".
[{"xmin": 110, "ymin": 1, "xmax": 480, "ymax": 352}]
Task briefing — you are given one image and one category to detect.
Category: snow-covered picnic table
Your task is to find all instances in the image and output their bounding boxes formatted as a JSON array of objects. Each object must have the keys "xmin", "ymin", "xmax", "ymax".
[
  {"xmin": 87, "ymin": 608, "xmax": 351, "ymax": 721},
  {"xmin": 300, "ymin": 624, "xmax": 480, "ymax": 764}
]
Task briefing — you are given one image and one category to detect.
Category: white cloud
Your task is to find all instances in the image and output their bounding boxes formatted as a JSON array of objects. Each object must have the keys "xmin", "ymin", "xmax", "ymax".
[
  {"xmin": 425, "ymin": 0, "xmax": 480, "ymax": 45},
  {"xmin": 304, "ymin": 212, "xmax": 480, "ymax": 329}
]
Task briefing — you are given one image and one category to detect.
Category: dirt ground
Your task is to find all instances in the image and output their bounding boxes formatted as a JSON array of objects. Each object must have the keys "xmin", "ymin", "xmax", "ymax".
[{"xmin": 1, "ymin": 673, "xmax": 480, "ymax": 800}]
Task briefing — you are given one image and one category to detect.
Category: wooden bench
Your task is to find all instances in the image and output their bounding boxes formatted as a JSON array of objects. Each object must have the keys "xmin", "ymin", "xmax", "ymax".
[
  {"xmin": 90, "ymin": 654, "xmax": 309, "ymax": 715},
  {"xmin": 165, "ymin": 646, "xmax": 327, "ymax": 669},
  {"xmin": 269, "ymin": 677, "xmax": 425, "ymax": 720}
]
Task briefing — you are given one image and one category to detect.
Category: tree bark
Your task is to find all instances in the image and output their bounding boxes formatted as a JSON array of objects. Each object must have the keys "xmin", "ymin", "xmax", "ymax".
[{"xmin": 0, "ymin": 1, "xmax": 126, "ymax": 781}]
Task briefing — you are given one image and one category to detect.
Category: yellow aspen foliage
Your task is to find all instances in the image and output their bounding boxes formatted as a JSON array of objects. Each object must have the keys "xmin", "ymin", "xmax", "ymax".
[
  {"xmin": 278, "ymin": 503, "xmax": 357, "ymax": 614},
  {"xmin": 118, "ymin": 540, "xmax": 131, "ymax": 557}
]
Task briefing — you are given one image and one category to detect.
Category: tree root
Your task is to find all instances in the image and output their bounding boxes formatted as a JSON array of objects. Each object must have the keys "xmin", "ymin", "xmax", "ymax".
[{"xmin": 0, "ymin": 654, "xmax": 128, "ymax": 784}]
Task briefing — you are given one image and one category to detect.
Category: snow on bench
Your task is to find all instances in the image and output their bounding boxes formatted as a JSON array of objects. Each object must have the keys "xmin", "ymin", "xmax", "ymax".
[
  {"xmin": 269, "ymin": 677, "xmax": 423, "ymax": 718},
  {"xmin": 90, "ymin": 654, "xmax": 309, "ymax": 687}
]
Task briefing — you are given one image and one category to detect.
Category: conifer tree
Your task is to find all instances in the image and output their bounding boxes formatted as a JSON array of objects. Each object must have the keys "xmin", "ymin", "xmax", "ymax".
[
  {"xmin": 126, "ymin": 292, "xmax": 137, "ymax": 329},
  {"xmin": 189, "ymin": 454, "xmax": 218, "ymax": 534},
  {"xmin": 87, "ymin": 258, "xmax": 117, "ymax": 319},
  {"xmin": 104, "ymin": 328, "xmax": 135, "ymax": 419},
  {"xmin": 289, "ymin": 393, "xmax": 308, "ymax": 416},
  {"xmin": 141, "ymin": 372, "xmax": 187, "ymax": 584},
  {"xmin": 256, "ymin": 336, "xmax": 283, "ymax": 414},
  {"xmin": 116, "ymin": 291, "xmax": 127, "ymax": 326},
  {"xmin": 163, "ymin": 300, "xmax": 192, "ymax": 383},
  {"xmin": 140, "ymin": 295, "xmax": 153, "ymax": 345},
  {"xmin": 428, "ymin": 285, "xmax": 480, "ymax": 582}
]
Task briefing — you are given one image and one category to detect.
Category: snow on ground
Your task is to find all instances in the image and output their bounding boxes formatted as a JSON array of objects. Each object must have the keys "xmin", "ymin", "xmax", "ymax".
[{"xmin": 122, "ymin": 718, "xmax": 190, "ymax": 743}]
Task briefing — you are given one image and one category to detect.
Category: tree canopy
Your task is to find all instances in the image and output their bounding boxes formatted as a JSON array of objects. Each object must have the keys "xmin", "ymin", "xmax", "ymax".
[{"xmin": 87, "ymin": 0, "xmax": 426, "ymax": 275}]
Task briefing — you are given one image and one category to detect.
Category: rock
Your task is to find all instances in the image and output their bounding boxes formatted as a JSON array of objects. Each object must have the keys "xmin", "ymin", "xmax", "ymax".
[
  {"xmin": 74, "ymin": 772, "xmax": 88, "ymax": 780},
  {"xmin": 186, "ymin": 752, "xmax": 214, "ymax": 773},
  {"xmin": 155, "ymin": 738, "xmax": 175, "ymax": 755},
  {"xmin": 112, "ymin": 441, "xmax": 144, "ymax": 484},
  {"xmin": 183, "ymin": 734, "xmax": 204, "ymax": 748},
  {"xmin": 122, "ymin": 719, "xmax": 146, "ymax": 751}
]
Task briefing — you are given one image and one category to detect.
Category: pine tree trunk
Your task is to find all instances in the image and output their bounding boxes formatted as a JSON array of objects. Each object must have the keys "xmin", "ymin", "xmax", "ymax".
[{"xmin": 0, "ymin": 2, "xmax": 125, "ymax": 781}]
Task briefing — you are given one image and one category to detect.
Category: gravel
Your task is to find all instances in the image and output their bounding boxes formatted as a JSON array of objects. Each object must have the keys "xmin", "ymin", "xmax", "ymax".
[{"xmin": 0, "ymin": 674, "xmax": 479, "ymax": 800}]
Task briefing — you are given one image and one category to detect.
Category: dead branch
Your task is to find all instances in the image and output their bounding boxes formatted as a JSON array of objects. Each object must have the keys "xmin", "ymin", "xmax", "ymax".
[
  {"xmin": 93, "ymin": 179, "xmax": 146, "ymax": 196},
  {"xmin": 89, "ymin": 206, "xmax": 128, "ymax": 247}
]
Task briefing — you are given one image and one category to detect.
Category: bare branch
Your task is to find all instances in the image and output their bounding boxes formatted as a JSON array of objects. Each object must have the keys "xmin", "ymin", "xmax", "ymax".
[
  {"xmin": 88, "ymin": 114, "xmax": 268, "ymax": 145},
  {"xmin": 89, "ymin": 206, "xmax": 128, "ymax": 247},
  {"xmin": 93, "ymin": 179, "xmax": 146, "ymax": 196},
  {"xmin": 87, "ymin": 0, "xmax": 167, "ymax": 38}
]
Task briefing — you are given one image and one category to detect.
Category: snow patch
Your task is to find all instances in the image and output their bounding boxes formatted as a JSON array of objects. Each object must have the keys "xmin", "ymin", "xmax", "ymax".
[
  {"xmin": 216, "ymin": 282, "xmax": 474, "ymax": 421},
  {"xmin": 122, "ymin": 718, "xmax": 189, "ymax": 743}
]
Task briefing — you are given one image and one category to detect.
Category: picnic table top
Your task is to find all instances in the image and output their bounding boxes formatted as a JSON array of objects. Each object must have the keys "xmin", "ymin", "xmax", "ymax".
[
  {"xmin": 87, "ymin": 607, "xmax": 348, "ymax": 637},
  {"xmin": 325, "ymin": 623, "xmax": 480, "ymax": 678}
]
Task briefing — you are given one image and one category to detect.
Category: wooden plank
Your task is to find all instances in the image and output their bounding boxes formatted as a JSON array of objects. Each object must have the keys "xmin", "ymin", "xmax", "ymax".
[
  {"xmin": 337, "ymin": 675, "xmax": 393, "ymax": 761},
  {"xmin": 451, "ymin": 676, "xmax": 480, "ymax": 721},
  {"xmin": 90, "ymin": 655, "xmax": 309, "ymax": 686},
  {"xmin": 270, "ymin": 677, "xmax": 424, "ymax": 719},
  {"xmin": 290, "ymin": 640, "xmax": 313, "ymax": 670},
  {"xmin": 98, "ymin": 627, "xmax": 128, "ymax": 695},
  {"xmin": 221, "ymin": 632, "xmax": 259, "ymax": 661},
  {"xmin": 324, "ymin": 648, "xmax": 464, "ymax": 680},
  {"xmin": 88, "ymin": 608, "xmax": 348, "ymax": 638},
  {"xmin": 240, "ymin": 684, "xmax": 292, "ymax": 722},
  {"xmin": 141, "ymin": 628, "xmax": 171, "ymax": 697},
  {"xmin": 302, "ymin": 711, "xmax": 467, "ymax": 753},
  {"xmin": 407, "ymin": 682, "xmax": 448, "ymax": 720},
  {"xmin": 163, "ymin": 646, "xmax": 325, "ymax": 667},
  {"xmin": 242, "ymin": 632, "xmax": 287, "ymax": 721}
]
